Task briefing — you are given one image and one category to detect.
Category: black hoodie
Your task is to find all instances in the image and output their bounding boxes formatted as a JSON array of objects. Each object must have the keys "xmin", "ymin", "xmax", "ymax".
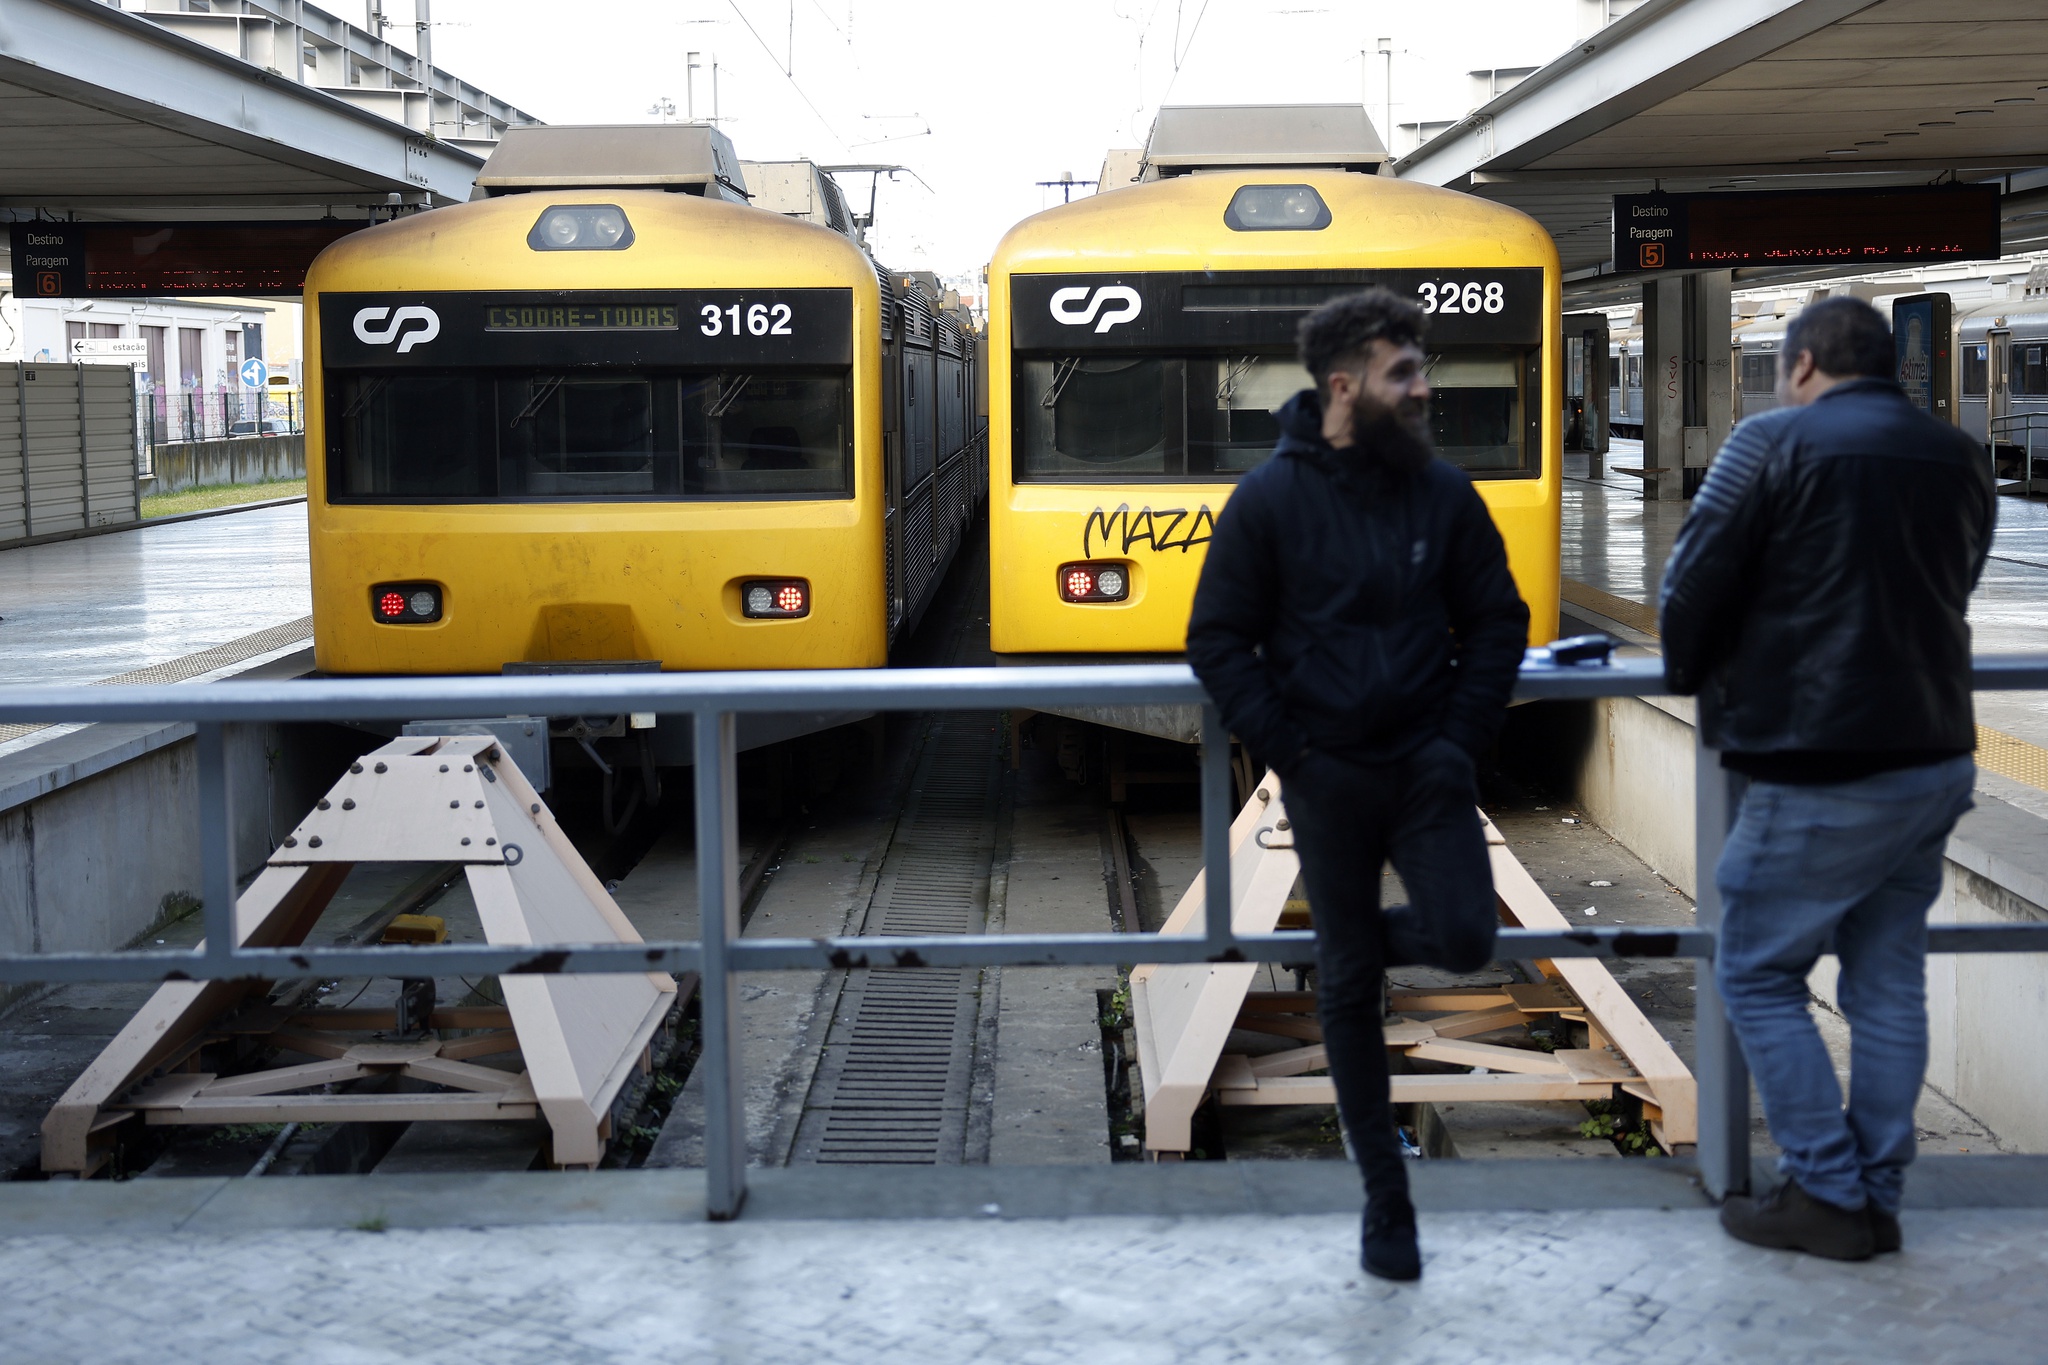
[{"xmin": 1185, "ymin": 389, "xmax": 1530, "ymax": 772}]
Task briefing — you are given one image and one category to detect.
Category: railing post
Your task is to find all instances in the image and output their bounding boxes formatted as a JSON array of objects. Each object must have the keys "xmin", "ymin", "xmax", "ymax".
[
  {"xmin": 1693, "ymin": 721, "xmax": 1751, "ymax": 1198},
  {"xmin": 694, "ymin": 709, "xmax": 746, "ymax": 1219},
  {"xmin": 1199, "ymin": 703, "xmax": 1234, "ymax": 953},
  {"xmin": 195, "ymin": 722, "xmax": 238, "ymax": 966}
]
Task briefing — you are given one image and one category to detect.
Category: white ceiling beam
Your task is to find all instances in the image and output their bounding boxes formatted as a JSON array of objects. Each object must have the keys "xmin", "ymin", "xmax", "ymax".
[
  {"xmin": 1395, "ymin": 0, "xmax": 1886, "ymax": 188},
  {"xmin": 0, "ymin": 0, "xmax": 487, "ymax": 208}
]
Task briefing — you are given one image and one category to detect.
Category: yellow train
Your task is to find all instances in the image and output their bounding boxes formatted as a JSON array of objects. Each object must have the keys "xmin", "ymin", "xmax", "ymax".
[
  {"xmin": 304, "ymin": 125, "xmax": 981, "ymax": 692},
  {"xmin": 988, "ymin": 106, "xmax": 1560, "ymax": 663}
]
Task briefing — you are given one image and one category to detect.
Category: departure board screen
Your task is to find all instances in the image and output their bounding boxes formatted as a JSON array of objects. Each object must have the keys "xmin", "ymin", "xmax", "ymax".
[
  {"xmin": 1613, "ymin": 185, "xmax": 2001, "ymax": 273},
  {"xmin": 9, "ymin": 221, "xmax": 363, "ymax": 297}
]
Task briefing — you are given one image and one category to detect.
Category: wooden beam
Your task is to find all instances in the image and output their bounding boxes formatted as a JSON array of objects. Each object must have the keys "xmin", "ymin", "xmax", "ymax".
[{"xmin": 1484, "ymin": 812, "xmax": 1697, "ymax": 1143}]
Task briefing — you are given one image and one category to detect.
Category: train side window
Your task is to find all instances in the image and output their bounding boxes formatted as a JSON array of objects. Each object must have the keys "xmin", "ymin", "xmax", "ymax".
[
  {"xmin": 1740, "ymin": 354, "xmax": 1777, "ymax": 395},
  {"xmin": 1609, "ymin": 357, "xmax": 1621, "ymax": 389},
  {"xmin": 1963, "ymin": 344, "xmax": 1987, "ymax": 397},
  {"xmin": 681, "ymin": 371, "xmax": 853, "ymax": 496},
  {"xmin": 500, "ymin": 376, "xmax": 667, "ymax": 497},
  {"xmin": 328, "ymin": 374, "xmax": 496, "ymax": 499},
  {"xmin": 1015, "ymin": 357, "xmax": 1182, "ymax": 480},
  {"xmin": 1187, "ymin": 354, "xmax": 1310, "ymax": 475},
  {"xmin": 1425, "ymin": 348, "xmax": 1533, "ymax": 476},
  {"xmin": 2018, "ymin": 345, "xmax": 2048, "ymax": 397}
]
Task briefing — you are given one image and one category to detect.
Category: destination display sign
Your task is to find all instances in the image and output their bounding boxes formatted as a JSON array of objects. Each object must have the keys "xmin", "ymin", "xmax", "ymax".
[
  {"xmin": 9, "ymin": 221, "xmax": 364, "ymax": 297},
  {"xmin": 1612, "ymin": 185, "xmax": 2001, "ymax": 273},
  {"xmin": 319, "ymin": 290, "xmax": 854, "ymax": 369},
  {"xmin": 1010, "ymin": 269, "xmax": 1546, "ymax": 352}
]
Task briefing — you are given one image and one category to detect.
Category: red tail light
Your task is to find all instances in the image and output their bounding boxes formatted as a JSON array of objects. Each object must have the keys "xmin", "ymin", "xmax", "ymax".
[
  {"xmin": 1057, "ymin": 562, "xmax": 1130, "ymax": 604},
  {"xmin": 371, "ymin": 582, "xmax": 442, "ymax": 624},
  {"xmin": 742, "ymin": 579, "xmax": 810, "ymax": 619}
]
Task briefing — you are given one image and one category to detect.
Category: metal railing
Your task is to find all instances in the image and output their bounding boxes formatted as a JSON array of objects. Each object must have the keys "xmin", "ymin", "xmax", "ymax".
[
  {"xmin": 1990, "ymin": 411, "xmax": 2048, "ymax": 492},
  {"xmin": 3, "ymin": 655, "xmax": 2048, "ymax": 1217},
  {"xmin": 145, "ymin": 387, "xmax": 303, "ymax": 447}
]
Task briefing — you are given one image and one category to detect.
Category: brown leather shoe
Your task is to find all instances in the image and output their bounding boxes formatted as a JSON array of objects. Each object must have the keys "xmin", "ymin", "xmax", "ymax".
[
  {"xmin": 1719, "ymin": 1179, "xmax": 1875, "ymax": 1261},
  {"xmin": 1868, "ymin": 1203, "xmax": 1902, "ymax": 1254}
]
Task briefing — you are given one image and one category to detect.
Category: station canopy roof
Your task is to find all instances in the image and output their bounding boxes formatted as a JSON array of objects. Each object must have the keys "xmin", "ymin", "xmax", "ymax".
[
  {"xmin": 1394, "ymin": 0, "xmax": 2048, "ymax": 296},
  {"xmin": 0, "ymin": 0, "xmax": 509, "ymax": 224}
]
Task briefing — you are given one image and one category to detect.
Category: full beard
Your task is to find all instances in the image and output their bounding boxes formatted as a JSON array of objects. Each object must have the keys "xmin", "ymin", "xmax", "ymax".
[{"xmin": 1347, "ymin": 395, "xmax": 1434, "ymax": 476}]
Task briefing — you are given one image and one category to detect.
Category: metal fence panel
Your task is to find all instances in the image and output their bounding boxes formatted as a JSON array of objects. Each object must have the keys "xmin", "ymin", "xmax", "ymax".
[{"xmin": 3, "ymin": 657, "xmax": 2048, "ymax": 1214}]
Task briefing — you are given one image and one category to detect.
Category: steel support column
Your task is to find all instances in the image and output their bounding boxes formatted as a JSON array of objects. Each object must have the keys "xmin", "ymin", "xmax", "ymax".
[
  {"xmin": 1644, "ymin": 275, "xmax": 1685, "ymax": 502},
  {"xmin": 1692, "ymin": 721, "xmax": 1750, "ymax": 1199},
  {"xmin": 1200, "ymin": 703, "xmax": 1234, "ymax": 952},
  {"xmin": 695, "ymin": 709, "xmax": 746, "ymax": 1219},
  {"xmin": 194, "ymin": 721, "xmax": 237, "ymax": 966}
]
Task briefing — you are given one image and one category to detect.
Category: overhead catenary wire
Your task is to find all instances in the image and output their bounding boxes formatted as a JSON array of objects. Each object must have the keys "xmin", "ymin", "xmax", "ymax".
[{"xmin": 724, "ymin": 0, "xmax": 850, "ymax": 150}]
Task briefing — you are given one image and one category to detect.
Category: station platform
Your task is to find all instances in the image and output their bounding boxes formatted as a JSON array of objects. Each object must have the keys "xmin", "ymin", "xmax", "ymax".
[
  {"xmin": 1561, "ymin": 446, "xmax": 2048, "ymax": 810},
  {"xmin": 0, "ymin": 501, "xmax": 311, "ymax": 751},
  {"xmin": 2, "ymin": 1160, "xmax": 2045, "ymax": 1362}
]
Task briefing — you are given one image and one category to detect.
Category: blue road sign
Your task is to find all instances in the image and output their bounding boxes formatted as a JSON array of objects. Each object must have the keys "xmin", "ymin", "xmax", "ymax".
[{"xmin": 239, "ymin": 356, "xmax": 269, "ymax": 388}]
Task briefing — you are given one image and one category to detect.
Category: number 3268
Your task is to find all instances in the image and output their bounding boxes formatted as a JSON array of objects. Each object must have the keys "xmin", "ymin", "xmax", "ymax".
[{"xmin": 1416, "ymin": 281, "xmax": 1506, "ymax": 315}]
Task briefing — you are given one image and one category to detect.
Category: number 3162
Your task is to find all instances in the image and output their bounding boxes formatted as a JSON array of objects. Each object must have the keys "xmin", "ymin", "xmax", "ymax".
[
  {"xmin": 701, "ymin": 302, "xmax": 794, "ymax": 336},
  {"xmin": 1416, "ymin": 281, "xmax": 1505, "ymax": 315}
]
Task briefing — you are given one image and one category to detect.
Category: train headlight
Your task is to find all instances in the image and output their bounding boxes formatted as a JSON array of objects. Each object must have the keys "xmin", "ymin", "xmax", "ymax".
[
  {"xmin": 742, "ymin": 579, "xmax": 810, "ymax": 619},
  {"xmin": 1057, "ymin": 562, "xmax": 1131, "ymax": 604},
  {"xmin": 527, "ymin": 205, "xmax": 635, "ymax": 252},
  {"xmin": 1224, "ymin": 184, "xmax": 1331, "ymax": 232},
  {"xmin": 371, "ymin": 581, "xmax": 442, "ymax": 624}
]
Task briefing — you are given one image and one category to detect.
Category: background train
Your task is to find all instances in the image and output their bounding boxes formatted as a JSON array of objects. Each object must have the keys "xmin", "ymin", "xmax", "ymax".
[
  {"xmin": 1605, "ymin": 281, "xmax": 2048, "ymax": 490},
  {"xmin": 987, "ymin": 104, "xmax": 1563, "ymax": 689},
  {"xmin": 301, "ymin": 125, "xmax": 984, "ymax": 792}
]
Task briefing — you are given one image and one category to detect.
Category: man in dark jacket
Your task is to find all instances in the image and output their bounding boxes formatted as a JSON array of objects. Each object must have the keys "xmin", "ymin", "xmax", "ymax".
[
  {"xmin": 1661, "ymin": 296, "xmax": 1993, "ymax": 1262},
  {"xmin": 1186, "ymin": 289, "xmax": 1530, "ymax": 1281}
]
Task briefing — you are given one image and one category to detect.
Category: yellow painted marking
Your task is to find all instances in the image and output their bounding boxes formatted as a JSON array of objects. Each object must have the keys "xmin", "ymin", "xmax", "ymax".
[
  {"xmin": 1562, "ymin": 579, "xmax": 2048, "ymax": 796},
  {"xmin": 1560, "ymin": 579, "xmax": 1660, "ymax": 637}
]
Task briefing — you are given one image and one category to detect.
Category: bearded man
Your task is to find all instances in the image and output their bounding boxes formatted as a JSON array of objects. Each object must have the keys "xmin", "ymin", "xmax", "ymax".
[{"xmin": 1185, "ymin": 288, "xmax": 1529, "ymax": 1282}]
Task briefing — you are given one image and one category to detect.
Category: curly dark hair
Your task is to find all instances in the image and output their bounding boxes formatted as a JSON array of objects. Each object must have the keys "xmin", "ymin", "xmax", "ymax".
[{"xmin": 1296, "ymin": 287, "xmax": 1428, "ymax": 395}]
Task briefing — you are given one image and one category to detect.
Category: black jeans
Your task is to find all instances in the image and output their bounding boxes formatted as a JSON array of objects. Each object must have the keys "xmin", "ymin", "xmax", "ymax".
[{"xmin": 1282, "ymin": 737, "xmax": 1498, "ymax": 1201}]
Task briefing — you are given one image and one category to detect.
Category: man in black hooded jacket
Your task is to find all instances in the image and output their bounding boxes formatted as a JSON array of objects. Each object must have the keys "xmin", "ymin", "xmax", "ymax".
[{"xmin": 1186, "ymin": 289, "xmax": 1529, "ymax": 1280}]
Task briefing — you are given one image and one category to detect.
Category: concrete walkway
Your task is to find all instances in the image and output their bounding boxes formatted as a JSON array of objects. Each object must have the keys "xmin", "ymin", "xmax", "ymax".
[
  {"xmin": 0, "ymin": 500, "xmax": 308, "ymax": 687},
  {"xmin": 2, "ymin": 1161, "xmax": 2044, "ymax": 1363}
]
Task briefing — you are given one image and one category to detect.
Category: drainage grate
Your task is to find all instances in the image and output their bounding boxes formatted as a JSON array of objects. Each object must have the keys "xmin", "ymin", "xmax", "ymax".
[{"xmin": 793, "ymin": 714, "xmax": 1001, "ymax": 1164}]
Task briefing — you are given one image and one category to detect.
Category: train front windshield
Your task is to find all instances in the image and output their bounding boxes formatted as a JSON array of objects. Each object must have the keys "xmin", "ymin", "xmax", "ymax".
[
  {"xmin": 1014, "ymin": 347, "xmax": 1532, "ymax": 481},
  {"xmin": 318, "ymin": 287, "xmax": 856, "ymax": 503},
  {"xmin": 1007, "ymin": 270, "xmax": 1544, "ymax": 485},
  {"xmin": 329, "ymin": 370, "xmax": 850, "ymax": 501}
]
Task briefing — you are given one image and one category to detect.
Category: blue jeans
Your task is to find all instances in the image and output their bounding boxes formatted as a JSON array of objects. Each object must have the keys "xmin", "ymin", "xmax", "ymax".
[{"xmin": 1714, "ymin": 755, "xmax": 1976, "ymax": 1213}]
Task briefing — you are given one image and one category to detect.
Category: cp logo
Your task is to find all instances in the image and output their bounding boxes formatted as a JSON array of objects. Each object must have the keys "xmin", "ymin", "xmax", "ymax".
[
  {"xmin": 353, "ymin": 305, "xmax": 441, "ymax": 353},
  {"xmin": 1049, "ymin": 285, "xmax": 1142, "ymax": 334}
]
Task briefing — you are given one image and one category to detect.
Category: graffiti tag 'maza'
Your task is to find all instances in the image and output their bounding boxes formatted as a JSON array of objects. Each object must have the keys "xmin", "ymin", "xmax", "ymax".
[{"xmin": 1083, "ymin": 503, "xmax": 1216, "ymax": 558}]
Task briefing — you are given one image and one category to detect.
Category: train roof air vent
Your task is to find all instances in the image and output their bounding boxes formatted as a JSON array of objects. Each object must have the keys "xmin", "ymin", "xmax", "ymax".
[
  {"xmin": 476, "ymin": 125, "xmax": 750, "ymax": 203},
  {"xmin": 1138, "ymin": 104, "xmax": 1388, "ymax": 181}
]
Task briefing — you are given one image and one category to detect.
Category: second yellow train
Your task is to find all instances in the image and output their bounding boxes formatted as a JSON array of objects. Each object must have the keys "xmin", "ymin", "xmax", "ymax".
[{"xmin": 987, "ymin": 105, "xmax": 1561, "ymax": 663}]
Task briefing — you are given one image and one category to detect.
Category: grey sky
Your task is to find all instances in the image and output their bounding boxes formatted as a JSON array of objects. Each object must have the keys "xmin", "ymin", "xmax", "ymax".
[{"xmin": 420, "ymin": 1, "xmax": 1585, "ymax": 278}]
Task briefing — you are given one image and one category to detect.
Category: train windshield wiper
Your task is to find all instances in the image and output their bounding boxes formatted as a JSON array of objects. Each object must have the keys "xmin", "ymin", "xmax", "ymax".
[
  {"xmin": 706, "ymin": 373, "xmax": 752, "ymax": 418},
  {"xmin": 1040, "ymin": 358, "xmax": 1080, "ymax": 409},
  {"xmin": 509, "ymin": 376, "xmax": 566, "ymax": 428},
  {"xmin": 339, "ymin": 376, "xmax": 390, "ymax": 421}
]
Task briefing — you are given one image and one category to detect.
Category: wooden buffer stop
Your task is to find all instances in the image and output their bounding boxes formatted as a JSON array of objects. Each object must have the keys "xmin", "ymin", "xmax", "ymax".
[
  {"xmin": 1130, "ymin": 774, "xmax": 1696, "ymax": 1156},
  {"xmin": 42, "ymin": 734, "xmax": 676, "ymax": 1177}
]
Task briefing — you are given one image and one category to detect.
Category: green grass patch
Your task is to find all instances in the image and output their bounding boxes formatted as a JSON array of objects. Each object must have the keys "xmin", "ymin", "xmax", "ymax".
[{"xmin": 141, "ymin": 478, "xmax": 305, "ymax": 520}]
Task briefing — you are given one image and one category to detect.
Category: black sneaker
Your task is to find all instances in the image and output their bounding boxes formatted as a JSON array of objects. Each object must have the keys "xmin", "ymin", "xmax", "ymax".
[
  {"xmin": 1719, "ymin": 1180, "xmax": 1875, "ymax": 1261},
  {"xmin": 1868, "ymin": 1203, "xmax": 1902, "ymax": 1254},
  {"xmin": 1361, "ymin": 1196, "xmax": 1421, "ymax": 1281}
]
